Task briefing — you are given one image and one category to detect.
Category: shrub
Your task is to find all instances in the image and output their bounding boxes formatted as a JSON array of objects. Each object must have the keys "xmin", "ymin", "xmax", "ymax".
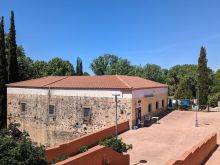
[
  {"xmin": 99, "ymin": 137, "xmax": 132, "ymax": 153},
  {"xmin": 0, "ymin": 123, "xmax": 49, "ymax": 165},
  {"xmin": 208, "ymin": 92, "xmax": 220, "ymax": 107},
  {"xmin": 78, "ymin": 146, "xmax": 88, "ymax": 153},
  {"xmin": 51, "ymin": 154, "xmax": 69, "ymax": 164}
]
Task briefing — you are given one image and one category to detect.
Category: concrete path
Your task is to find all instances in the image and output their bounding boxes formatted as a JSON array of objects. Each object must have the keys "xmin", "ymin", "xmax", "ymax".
[{"xmin": 119, "ymin": 110, "xmax": 220, "ymax": 165}]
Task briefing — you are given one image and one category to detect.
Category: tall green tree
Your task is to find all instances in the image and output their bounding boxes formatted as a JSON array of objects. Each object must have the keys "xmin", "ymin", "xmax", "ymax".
[
  {"xmin": 141, "ymin": 64, "xmax": 164, "ymax": 83},
  {"xmin": 212, "ymin": 69, "xmax": 220, "ymax": 93},
  {"xmin": 7, "ymin": 11, "xmax": 18, "ymax": 83},
  {"xmin": 106, "ymin": 59, "xmax": 133, "ymax": 75},
  {"xmin": 76, "ymin": 57, "xmax": 83, "ymax": 75},
  {"xmin": 90, "ymin": 54, "xmax": 133, "ymax": 75},
  {"xmin": 17, "ymin": 46, "xmax": 35, "ymax": 81},
  {"xmin": 0, "ymin": 17, "xmax": 8, "ymax": 128},
  {"xmin": 197, "ymin": 46, "xmax": 209, "ymax": 105},
  {"xmin": 174, "ymin": 79, "xmax": 193, "ymax": 99},
  {"xmin": 208, "ymin": 69, "xmax": 220, "ymax": 107},
  {"xmin": 33, "ymin": 58, "xmax": 75, "ymax": 78},
  {"xmin": 90, "ymin": 54, "xmax": 118, "ymax": 75},
  {"xmin": 46, "ymin": 57, "xmax": 75, "ymax": 76},
  {"xmin": 128, "ymin": 65, "xmax": 143, "ymax": 77},
  {"xmin": 33, "ymin": 60, "xmax": 48, "ymax": 78},
  {"xmin": 165, "ymin": 64, "xmax": 198, "ymax": 97}
]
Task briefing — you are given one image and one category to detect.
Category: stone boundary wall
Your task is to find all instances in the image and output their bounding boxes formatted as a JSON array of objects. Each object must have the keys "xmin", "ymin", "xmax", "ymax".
[
  {"xmin": 45, "ymin": 120, "xmax": 129, "ymax": 162},
  {"xmin": 55, "ymin": 145, "xmax": 129, "ymax": 165},
  {"xmin": 166, "ymin": 132, "xmax": 217, "ymax": 165}
]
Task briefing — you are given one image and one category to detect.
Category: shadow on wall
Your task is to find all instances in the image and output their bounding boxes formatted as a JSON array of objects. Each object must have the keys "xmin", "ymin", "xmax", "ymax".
[{"xmin": 166, "ymin": 132, "xmax": 217, "ymax": 165}]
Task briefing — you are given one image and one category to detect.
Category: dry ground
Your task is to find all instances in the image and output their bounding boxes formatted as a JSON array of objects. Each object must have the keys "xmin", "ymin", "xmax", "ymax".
[{"xmin": 119, "ymin": 110, "xmax": 220, "ymax": 165}]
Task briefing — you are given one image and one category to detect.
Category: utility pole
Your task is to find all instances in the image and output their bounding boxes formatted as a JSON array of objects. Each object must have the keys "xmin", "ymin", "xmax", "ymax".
[
  {"xmin": 116, "ymin": 62, "xmax": 118, "ymax": 75},
  {"xmin": 113, "ymin": 94, "xmax": 120, "ymax": 138},
  {"xmin": 195, "ymin": 86, "xmax": 199, "ymax": 127}
]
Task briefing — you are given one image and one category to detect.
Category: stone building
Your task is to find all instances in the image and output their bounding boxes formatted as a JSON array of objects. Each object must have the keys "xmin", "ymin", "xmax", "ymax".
[{"xmin": 7, "ymin": 75, "xmax": 168, "ymax": 146}]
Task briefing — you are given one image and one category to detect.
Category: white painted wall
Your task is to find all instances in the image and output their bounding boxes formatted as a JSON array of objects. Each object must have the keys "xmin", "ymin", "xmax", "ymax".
[
  {"xmin": 7, "ymin": 87, "xmax": 168, "ymax": 99},
  {"xmin": 132, "ymin": 87, "xmax": 168, "ymax": 98},
  {"xmin": 7, "ymin": 87, "xmax": 132, "ymax": 99}
]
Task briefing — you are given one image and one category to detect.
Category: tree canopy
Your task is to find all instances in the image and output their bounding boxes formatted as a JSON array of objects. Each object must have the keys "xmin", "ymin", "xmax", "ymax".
[
  {"xmin": 141, "ymin": 64, "xmax": 164, "ymax": 83},
  {"xmin": 0, "ymin": 123, "xmax": 48, "ymax": 165},
  {"xmin": 7, "ymin": 11, "xmax": 18, "ymax": 83},
  {"xmin": 212, "ymin": 69, "xmax": 220, "ymax": 93},
  {"xmin": 90, "ymin": 54, "xmax": 165, "ymax": 81},
  {"xmin": 76, "ymin": 57, "xmax": 83, "ymax": 76},
  {"xmin": 165, "ymin": 64, "xmax": 198, "ymax": 97},
  {"xmin": 46, "ymin": 57, "xmax": 75, "ymax": 76},
  {"xmin": 174, "ymin": 78, "xmax": 193, "ymax": 99},
  {"xmin": 17, "ymin": 46, "xmax": 35, "ymax": 81},
  {"xmin": 197, "ymin": 47, "xmax": 209, "ymax": 105},
  {"xmin": 0, "ymin": 16, "xmax": 7, "ymax": 128},
  {"xmin": 32, "ymin": 60, "xmax": 48, "ymax": 78},
  {"xmin": 90, "ymin": 54, "xmax": 119, "ymax": 75},
  {"xmin": 208, "ymin": 69, "xmax": 220, "ymax": 107}
]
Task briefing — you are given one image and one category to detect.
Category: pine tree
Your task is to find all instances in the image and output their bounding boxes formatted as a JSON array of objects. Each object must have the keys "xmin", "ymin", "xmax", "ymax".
[
  {"xmin": 8, "ymin": 11, "xmax": 18, "ymax": 83},
  {"xmin": 0, "ymin": 17, "xmax": 8, "ymax": 128},
  {"xmin": 197, "ymin": 46, "xmax": 209, "ymax": 105},
  {"xmin": 76, "ymin": 57, "xmax": 83, "ymax": 76}
]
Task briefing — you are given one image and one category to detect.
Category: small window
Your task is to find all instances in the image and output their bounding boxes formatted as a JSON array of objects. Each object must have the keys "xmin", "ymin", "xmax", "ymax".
[
  {"xmin": 83, "ymin": 108, "xmax": 91, "ymax": 118},
  {"xmin": 48, "ymin": 105, "xmax": 55, "ymax": 115},
  {"xmin": 162, "ymin": 100, "xmax": 165, "ymax": 108},
  {"xmin": 148, "ymin": 104, "xmax": 152, "ymax": 113},
  {"xmin": 21, "ymin": 103, "xmax": 27, "ymax": 114},
  {"xmin": 156, "ymin": 102, "xmax": 159, "ymax": 110}
]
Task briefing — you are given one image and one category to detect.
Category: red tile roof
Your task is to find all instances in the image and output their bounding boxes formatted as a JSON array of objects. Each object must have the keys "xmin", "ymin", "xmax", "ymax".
[{"xmin": 7, "ymin": 75, "xmax": 168, "ymax": 90}]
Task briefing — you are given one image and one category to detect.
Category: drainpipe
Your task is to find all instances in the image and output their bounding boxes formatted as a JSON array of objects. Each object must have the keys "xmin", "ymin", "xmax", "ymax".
[
  {"xmin": 113, "ymin": 94, "xmax": 120, "ymax": 139},
  {"xmin": 47, "ymin": 87, "xmax": 51, "ymax": 119}
]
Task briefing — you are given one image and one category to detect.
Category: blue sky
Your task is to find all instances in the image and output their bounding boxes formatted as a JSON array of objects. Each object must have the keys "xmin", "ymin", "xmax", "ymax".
[{"xmin": 0, "ymin": 0, "xmax": 220, "ymax": 74}]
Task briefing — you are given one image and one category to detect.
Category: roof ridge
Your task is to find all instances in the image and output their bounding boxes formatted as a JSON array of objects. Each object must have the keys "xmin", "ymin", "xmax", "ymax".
[
  {"xmin": 116, "ymin": 75, "xmax": 132, "ymax": 89},
  {"xmin": 43, "ymin": 76, "xmax": 69, "ymax": 87}
]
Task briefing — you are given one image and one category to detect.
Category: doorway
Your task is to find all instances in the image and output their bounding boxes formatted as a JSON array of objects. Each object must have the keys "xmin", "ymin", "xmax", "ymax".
[
  {"xmin": 148, "ymin": 104, "xmax": 152, "ymax": 113},
  {"xmin": 136, "ymin": 107, "xmax": 142, "ymax": 124}
]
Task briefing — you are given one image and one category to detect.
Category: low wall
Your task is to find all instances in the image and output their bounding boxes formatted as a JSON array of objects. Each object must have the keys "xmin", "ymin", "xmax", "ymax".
[
  {"xmin": 46, "ymin": 120, "xmax": 129, "ymax": 162},
  {"xmin": 166, "ymin": 132, "xmax": 217, "ymax": 165},
  {"xmin": 55, "ymin": 145, "xmax": 129, "ymax": 165}
]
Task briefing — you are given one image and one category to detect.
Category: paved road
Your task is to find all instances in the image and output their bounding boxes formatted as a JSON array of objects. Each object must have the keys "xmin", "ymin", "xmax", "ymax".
[{"xmin": 119, "ymin": 110, "xmax": 220, "ymax": 165}]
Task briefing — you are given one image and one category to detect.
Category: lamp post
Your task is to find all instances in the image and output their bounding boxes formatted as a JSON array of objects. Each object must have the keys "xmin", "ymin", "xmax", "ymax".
[
  {"xmin": 113, "ymin": 94, "xmax": 120, "ymax": 139},
  {"xmin": 195, "ymin": 86, "xmax": 199, "ymax": 127}
]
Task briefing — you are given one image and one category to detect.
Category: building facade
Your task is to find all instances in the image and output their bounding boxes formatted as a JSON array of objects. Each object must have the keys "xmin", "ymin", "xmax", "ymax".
[{"xmin": 7, "ymin": 75, "xmax": 168, "ymax": 147}]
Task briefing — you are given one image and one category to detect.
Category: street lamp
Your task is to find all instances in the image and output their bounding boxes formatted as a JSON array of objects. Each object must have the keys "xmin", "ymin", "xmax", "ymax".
[
  {"xmin": 113, "ymin": 94, "xmax": 120, "ymax": 138},
  {"xmin": 195, "ymin": 86, "xmax": 199, "ymax": 127}
]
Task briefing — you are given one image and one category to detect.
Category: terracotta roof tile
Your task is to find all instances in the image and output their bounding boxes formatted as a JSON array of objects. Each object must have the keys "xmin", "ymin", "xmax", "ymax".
[
  {"xmin": 118, "ymin": 75, "xmax": 168, "ymax": 89},
  {"xmin": 7, "ymin": 75, "xmax": 168, "ymax": 90},
  {"xmin": 7, "ymin": 76, "xmax": 67, "ymax": 88}
]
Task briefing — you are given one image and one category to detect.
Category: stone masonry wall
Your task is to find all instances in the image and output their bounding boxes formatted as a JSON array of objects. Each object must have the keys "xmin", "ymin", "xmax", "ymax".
[{"xmin": 7, "ymin": 93, "xmax": 132, "ymax": 147}]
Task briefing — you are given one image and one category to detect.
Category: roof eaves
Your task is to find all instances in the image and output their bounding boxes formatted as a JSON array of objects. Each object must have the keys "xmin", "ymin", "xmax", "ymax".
[
  {"xmin": 132, "ymin": 86, "xmax": 169, "ymax": 90},
  {"xmin": 7, "ymin": 86, "xmax": 132, "ymax": 90},
  {"xmin": 6, "ymin": 76, "xmax": 49, "ymax": 87}
]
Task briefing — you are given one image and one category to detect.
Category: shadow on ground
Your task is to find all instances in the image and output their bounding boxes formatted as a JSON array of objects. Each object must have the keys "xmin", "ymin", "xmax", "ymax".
[
  {"xmin": 134, "ymin": 160, "xmax": 148, "ymax": 165},
  {"xmin": 203, "ymin": 144, "xmax": 219, "ymax": 164}
]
